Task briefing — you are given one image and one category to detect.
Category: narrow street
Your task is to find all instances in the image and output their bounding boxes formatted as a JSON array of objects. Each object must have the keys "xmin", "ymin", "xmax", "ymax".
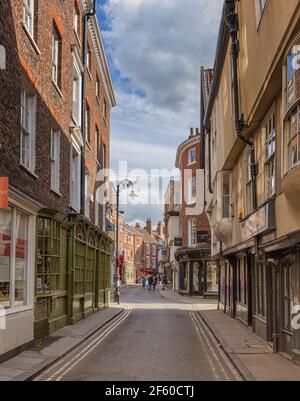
[{"xmin": 37, "ymin": 286, "xmax": 241, "ymax": 382}]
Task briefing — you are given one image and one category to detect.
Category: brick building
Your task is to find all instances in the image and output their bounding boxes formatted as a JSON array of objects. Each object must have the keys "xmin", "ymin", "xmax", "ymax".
[
  {"xmin": 174, "ymin": 129, "xmax": 218, "ymax": 297},
  {"xmin": 0, "ymin": 0, "xmax": 116, "ymax": 357}
]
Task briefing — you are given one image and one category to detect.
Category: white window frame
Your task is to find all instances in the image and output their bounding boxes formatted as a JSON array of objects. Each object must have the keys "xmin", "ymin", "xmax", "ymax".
[
  {"xmin": 152, "ymin": 245, "xmax": 156, "ymax": 256},
  {"xmin": 146, "ymin": 244, "xmax": 150, "ymax": 255},
  {"xmin": 73, "ymin": 4, "xmax": 80, "ymax": 36},
  {"xmin": 188, "ymin": 147, "xmax": 197, "ymax": 165},
  {"xmin": 255, "ymin": 0, "xmax": 267, "ymax": 28},
  {"xmin": 0, "ymin": 205, "xmax": 35, "ymax": 314},
  {"xmin": 188, "ymin": 219, "xmax": 197, "ymax": 247},
  {"xmin": 52, "ymin": 26, "xmax": 60, "ymax": 87},
  {"xmin": 50, "ymin": 130, "xmax": 61, "ymax": 194},
  {"xmin": 72, "ymin": 54, "xmax": 82, "ymax": 126},
  {"xmin": 187, "ymin": 176, "xmax": 196, "ymax": 205},
  {"xmin": 222, "ymin": 172, "xmax": 230, "ymax": 219},
  {"xmin": 23, "ymin": 0, "xmax": 35, "ymax": 38},
  {"xmin": 20, "ymin": 89, "xmax": 36, "ymax": 174},
  {"xmin": 70, "ymin": 139, "xmax": 81, "ymax": 211},
  {"xmin": 264, "ymin": 114, "xmax": 276, "ymax": 199},
  {"xmin": 96, "ymin": 77, "xmax": 100, "ymax": 99}
]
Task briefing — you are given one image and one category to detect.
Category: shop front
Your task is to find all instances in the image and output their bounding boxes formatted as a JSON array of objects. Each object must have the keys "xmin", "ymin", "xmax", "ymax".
[
  {"xmin": 0, "ymin": 187, "xmax": 40, "ymax": 358},
  {"xmin": 176, "ymin": 248, "xmax": 218, "ymax": 298}
]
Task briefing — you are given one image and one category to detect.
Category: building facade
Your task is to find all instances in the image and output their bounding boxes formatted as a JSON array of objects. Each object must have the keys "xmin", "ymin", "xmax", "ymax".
[
  {"xmin": 174, "ymin": 129, "xmax": 218, "ymax": 297},
  {"xmin": 203, "ymin": 0, "xmax": 300, "ymax": 363},
  {"xmin": 164, "ymin": 179, "xmax": 181, "ymax": 290},
  {"xmin": 0, "ymin": 0, "xmax": 116, "ymax": 357}
]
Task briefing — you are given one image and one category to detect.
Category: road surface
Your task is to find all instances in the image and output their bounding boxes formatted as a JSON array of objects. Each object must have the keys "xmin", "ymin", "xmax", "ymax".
[{"xmin": 37, "ymin": 286, "xmax": 242, "ymax": 381}]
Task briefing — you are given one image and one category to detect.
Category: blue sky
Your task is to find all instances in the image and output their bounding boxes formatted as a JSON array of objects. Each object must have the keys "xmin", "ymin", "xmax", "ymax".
[{"xmin": 96, "ymin": 0, "xmax": 223, "ymax": 227}]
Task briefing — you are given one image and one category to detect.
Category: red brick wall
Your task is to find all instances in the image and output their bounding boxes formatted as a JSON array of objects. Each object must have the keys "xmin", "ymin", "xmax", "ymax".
[
  {"xmin": 0, "ymin": 1, "xmax": 111, "ymax": 223},
  {"xmin": 178, "ymin": 137, "xmax": 210, "ymax": 248}
]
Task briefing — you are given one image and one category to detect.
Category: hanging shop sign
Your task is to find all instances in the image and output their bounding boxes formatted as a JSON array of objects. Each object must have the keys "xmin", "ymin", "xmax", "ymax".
[
  {"xmin": 240, "ymin": 201, "xmax": 276, "ymax": 241},
  {"xmin": 0, "ymin": 177, "xmax": 8, "ymax": 209}
]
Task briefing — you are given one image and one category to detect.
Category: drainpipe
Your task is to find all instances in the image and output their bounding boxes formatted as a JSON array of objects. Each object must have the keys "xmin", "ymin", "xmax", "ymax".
[
  {"xmin": 225, "ymin": 2, "xmax": 258, "ymax": 210},
  {"xmin": 80, "ymin": 0, "xmax": 97, "ymax": 215}
]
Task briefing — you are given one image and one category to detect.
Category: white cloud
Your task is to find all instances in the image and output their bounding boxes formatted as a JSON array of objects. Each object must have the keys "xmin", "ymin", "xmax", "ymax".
[{"xmin": 98, "ymin": 0, "xmax": 223, "ymax": 222}]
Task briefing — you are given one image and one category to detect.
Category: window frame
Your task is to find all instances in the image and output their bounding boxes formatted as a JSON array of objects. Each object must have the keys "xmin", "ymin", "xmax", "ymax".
[
  {"xmin": 188, "ymin": 219, "xmax": 197, "ymax": 247},
  {"xmin": 222, "ymin": 172, "xmax": 230, "ymax": 219},
  {"xmin": 0, "ymin": 206, "xmax": 33, "ymax": 313},
  {"xmin": 20, "ymin": 89, "xmax": 36, "ymax": 174},
  {"xmin": 50, "ymin": 129, "xmax": 61, "ymax": 194},
  {"xmin": 52, "ymin": 24, "xmax": 62, "ymax": 89},
  {"xmin": 188, "ymin": 147, "xmax": 197, "ymax": 165},
  {"xmin": 23, "ymin": 0, "xmax": 35, "ymax": 38}
]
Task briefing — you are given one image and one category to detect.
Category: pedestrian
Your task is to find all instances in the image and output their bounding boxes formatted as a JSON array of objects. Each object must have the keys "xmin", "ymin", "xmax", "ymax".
[
  {"xmin": 142, "ymin": 275, "xmax": 146, "ymax": 289},
  {"xmin": 162, "ymin": 275, "xmax": 168, "ymax": 290},
  {"xmin": 153, "ymin": 275, "xmax": 158, "ymax": 291},
  {"xmin": 148, "ymin": 274, "xmax": 153, "ymax": 291}
]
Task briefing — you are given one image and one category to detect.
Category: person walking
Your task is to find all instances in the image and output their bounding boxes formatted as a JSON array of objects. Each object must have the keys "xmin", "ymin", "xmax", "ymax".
[
  {"xmin": 153, "ymin": 275, "xmax": 158, "ymax": 291},
  {"xmin": 141, "ymin": 276, "xmax": 146, "ymax": 289},
  {"xmin": 148, "ymin": 274, "xmax": 153, "ymax": 291}
]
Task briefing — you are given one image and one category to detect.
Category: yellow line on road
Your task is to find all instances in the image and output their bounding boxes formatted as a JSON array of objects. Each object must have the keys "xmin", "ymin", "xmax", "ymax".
[{"xmin": 46, "ymin": 304, "xmax": 132, "ymax": 381}]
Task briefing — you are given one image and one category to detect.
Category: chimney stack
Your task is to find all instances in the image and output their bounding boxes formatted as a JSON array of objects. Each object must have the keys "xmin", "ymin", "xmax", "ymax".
[
  {"xmin": 189, "ymin": 128, "xmax": 194, "ymax": 138},
  {"xmin": 156, "ymin": 221, "xmax": 164, "ymax": 238},
  {"xmin": 135, "ymin": 222, "xmax": 140, "ymax": 228},
  {"xmin": 146, "ymin": 218, "xmax": 152, "ymax": 235},
  {"xmin": 196, "ymin": 128, "xmax": 200, "ymax": 136}
]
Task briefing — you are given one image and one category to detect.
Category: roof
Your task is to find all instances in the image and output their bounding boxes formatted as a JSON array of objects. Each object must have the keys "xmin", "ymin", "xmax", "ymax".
[
  {"xmin": 203, "ymin": 0, "xmax": 234, "ymax": 128},
  {"xmin": 175, "ymin": 134, "xmax": 200, "ymax": 168}
]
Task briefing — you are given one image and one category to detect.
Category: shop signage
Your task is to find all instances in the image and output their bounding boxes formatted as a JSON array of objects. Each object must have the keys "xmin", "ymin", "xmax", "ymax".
[
  {"xmin": 240, "ymin": 201, "xmax": 276, "ymax": 241},
  {"xmin": 174, "ymin": 237, "xmax": 183, "ymax": 247},
  {"xmin": 0, "ymin": 177, "xmax": 8, "ymax": 209},
  {"xmin": 197, "ymin": 231, "xmax": 210, "ymax": 244}
]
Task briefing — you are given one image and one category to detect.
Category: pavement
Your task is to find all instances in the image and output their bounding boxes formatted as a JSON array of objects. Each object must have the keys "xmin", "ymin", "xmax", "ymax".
[
  {"xmin": 158, "ymin": 288, "xmax": 300, "ymax": 381},
  {"xmin": 0, "ymin": 305, "xmax": 124, "ymax": 381}
]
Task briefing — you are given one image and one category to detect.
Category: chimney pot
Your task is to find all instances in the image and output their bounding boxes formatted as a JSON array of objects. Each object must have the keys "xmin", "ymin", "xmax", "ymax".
[
  {"xmin": 190, "ymin": 128, "xmax": 194, "ymax": 137},
  {"xmin": 196, "ymin": 128, "xmax": 200, "ymax": 135}
]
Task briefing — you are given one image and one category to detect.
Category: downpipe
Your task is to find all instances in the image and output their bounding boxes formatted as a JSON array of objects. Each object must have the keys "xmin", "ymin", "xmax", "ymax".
[{"xmin": 225, "ymin": 4, "xmax": 258, "ymax": 211}]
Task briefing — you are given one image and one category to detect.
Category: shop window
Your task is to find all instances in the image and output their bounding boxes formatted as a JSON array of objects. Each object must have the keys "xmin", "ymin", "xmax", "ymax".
[
  {"xmin": 282, "ymin": 263, "xmax": 293, "ymax": 332},
  {"xmin": 0, "ymin": 208, "xmax": 29, "ymax": 310},
  {"xmin": 237, "ymin": 257, "xmax": 247, "ymax": 305},
  {"xmin": 206, "ymin": 261, "xmax": 218, "ymax": 293},
  {"xmin": 255, "ymin": 263, "xmax": 267, "ymax": 319},
  {"xmin": 36, "ymin": 218, "xmax": 61, "ymax": 294}
]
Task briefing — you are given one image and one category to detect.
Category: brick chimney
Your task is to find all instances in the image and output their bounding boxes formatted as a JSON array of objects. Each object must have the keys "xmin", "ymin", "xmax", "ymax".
[
  {"xmin": 146, "ymin": 218, "xmax": 152, "ymax": 235},
  {"xmin": 135, "ymin": 222, "xmax": 141, "ymax": 228},
  {"xmin": 189, "ymin": 128, "xmax": 194, "ymax": 138},
  {"xmin": 156, "ymin": 221, "xmax": 164, "ymax": 238},
  {"xmin": 195, "ymin": 128, "xmax": 200, "ymax": 136}
]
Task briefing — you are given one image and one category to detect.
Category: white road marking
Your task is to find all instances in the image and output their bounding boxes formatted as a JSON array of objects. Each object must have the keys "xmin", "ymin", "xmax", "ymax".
[{"xmin": 45, "ymin": 304, "xmax": 132, "ymax": 381}]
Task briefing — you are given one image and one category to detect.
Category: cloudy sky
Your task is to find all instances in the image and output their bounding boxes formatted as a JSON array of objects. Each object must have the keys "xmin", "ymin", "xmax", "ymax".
[{"xmin": 97, "ymin": 0, "xmax": 223, "ymax": 227}]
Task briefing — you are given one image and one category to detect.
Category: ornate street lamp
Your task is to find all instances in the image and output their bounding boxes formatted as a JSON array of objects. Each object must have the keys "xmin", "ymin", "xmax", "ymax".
[{"xmin": 114, "ymin": 179, "xmax": 137, "ymax": 303}]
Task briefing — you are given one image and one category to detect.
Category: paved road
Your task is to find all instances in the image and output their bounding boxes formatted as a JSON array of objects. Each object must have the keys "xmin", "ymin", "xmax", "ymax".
[{"xmin": 38, "ymin": 286, "xmax": 242, "ymax": 381}]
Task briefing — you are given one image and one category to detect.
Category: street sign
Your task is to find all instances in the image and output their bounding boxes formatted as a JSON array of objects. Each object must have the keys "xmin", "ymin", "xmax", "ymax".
[
  {"xmin": 197, "ymin": 231, "xmax": 210, "ymax": 244},
  {"xmin": 174, "ymin": 237, "xmax": 183, "ymax": 247}
]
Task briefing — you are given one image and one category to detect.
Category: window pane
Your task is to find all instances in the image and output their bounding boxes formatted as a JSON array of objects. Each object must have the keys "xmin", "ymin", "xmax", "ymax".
[
  {"xmin": 15, "ymin": 212, "xmax": 28, "ymax": 307},
  {"xmin": 0, "ymin": 208, "xmax": 12, "ymax": 308}
]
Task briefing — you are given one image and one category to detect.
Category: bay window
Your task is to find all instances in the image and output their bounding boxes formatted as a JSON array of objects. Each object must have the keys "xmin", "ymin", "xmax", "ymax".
[
  {"xmin": 287, "ymin": 106, "xmax": 300, "ymax": 169},
  {"xmin": 265, "ymin": 114, "xmax": 276, "ymax": 198},
  {"xmin": 0, "ymin": 207, "xmax": 30, "ymax": 310},
  {"xmin": 222, "ymin": 173, "xmax": 230, "ymax": 219}
]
